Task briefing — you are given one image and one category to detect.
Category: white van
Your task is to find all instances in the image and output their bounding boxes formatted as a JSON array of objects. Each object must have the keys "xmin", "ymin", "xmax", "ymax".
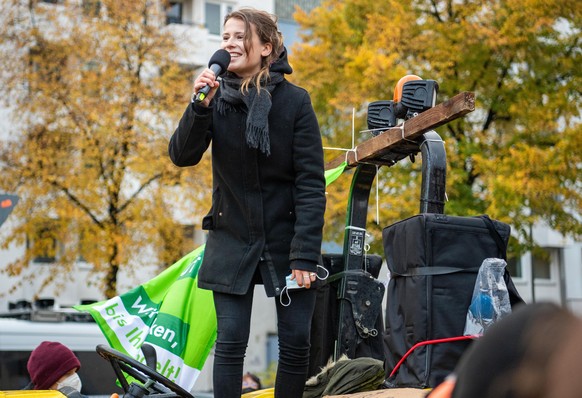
[{"xmin": 0, "ymin": 316, "xmax": 123, "ymax": 396}]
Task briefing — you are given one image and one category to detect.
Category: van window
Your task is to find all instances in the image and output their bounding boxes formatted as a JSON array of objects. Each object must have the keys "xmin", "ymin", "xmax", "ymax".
[
  {"xmin": 0, "ymin": 318, "xmax": 122, "ymax": 395},
  {"xmin": 0, "ymin": 350, "xmax": 122, "ymax": 395}
]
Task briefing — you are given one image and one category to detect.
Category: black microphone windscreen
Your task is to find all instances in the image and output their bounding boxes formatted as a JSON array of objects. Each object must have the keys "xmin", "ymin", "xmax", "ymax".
[{"xmin": 208, "ymin": 49, "xmax": 231, "ymax": 73}]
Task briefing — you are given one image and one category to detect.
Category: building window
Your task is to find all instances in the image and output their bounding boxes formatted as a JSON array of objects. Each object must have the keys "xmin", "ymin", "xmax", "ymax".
[
  {"xmin": 181, "ymin": 224, "xmax": 195, "ymax": 254},
  {"xmin": 532, "ymin": 248, "xmax": 555, "ymax": 280},
  {"xmin": 166, "ymin": 1, "xmax": 183, "ymax": 25},
  {"xmin": 275, "ymin": 0, "xmax": 321, "ymax": 21},
  {"xmin": 82, "ymin": 0, "xmax": 101, "ymax": 17},
  {"xmin": 205, "ymin": 2, "xmax": 233, "ymax": 35},
  {"xmin": 266, "ymin": 333, "xmax": 278, "ymax": 367},
  {"xmin": 77, "ymin": 228, "xmax": 99, "ymax": 263},
  {"xmin": 27, "ymin": 223, "xmax": 59, "ymax": 263},
  {"xmin": 28, "ymin": 42, "xmax": 68, "ymax": 93},
  {"xmin": 506, "ymin": 255, "xmax": 522, "ymax": 278}
]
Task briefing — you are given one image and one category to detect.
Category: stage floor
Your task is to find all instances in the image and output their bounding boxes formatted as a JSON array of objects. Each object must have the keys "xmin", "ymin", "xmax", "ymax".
[{"xmin": 325, "ymin": 388, "xmax": 429, "ymax": 398}]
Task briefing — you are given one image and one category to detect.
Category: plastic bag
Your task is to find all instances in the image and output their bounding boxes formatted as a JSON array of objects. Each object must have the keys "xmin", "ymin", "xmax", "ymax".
[{"xmin": 464, "ymin": 258, "xmax": 512, "ymax": 336}]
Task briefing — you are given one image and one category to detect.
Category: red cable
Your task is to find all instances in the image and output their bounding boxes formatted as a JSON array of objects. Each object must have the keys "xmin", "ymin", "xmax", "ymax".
[{"xmin": 389, "ymin": 335, "xmax": 481, "ymax": 377}]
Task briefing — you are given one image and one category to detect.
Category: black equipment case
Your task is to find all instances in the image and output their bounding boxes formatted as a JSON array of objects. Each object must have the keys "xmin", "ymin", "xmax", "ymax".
[{"xmin": 382, "ymin": 213, "xmax": 523, "ymax": 388}]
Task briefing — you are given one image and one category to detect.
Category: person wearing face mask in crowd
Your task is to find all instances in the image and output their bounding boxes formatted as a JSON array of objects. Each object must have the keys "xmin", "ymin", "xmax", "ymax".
[
  {"xmin": 169, "ymin": 6, "xmax": 326, "ymax": 398},
  {"xmin": 25, "ymin": 341, "xmax": 119, "ymax": 398},
  {"xmin": 242, "ymin": 372, "xmax": 262, "ymax": 394}
]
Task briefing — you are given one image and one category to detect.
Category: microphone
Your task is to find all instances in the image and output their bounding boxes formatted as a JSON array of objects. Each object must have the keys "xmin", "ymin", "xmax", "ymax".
[{"xmin": 194, "ymin": 49, "xmax": 231, "ymax": 103}]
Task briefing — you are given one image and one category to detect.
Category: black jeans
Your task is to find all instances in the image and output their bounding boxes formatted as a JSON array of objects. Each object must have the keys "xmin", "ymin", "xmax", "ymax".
[{"xmin": 212, "ymin": 286, "xmax": 317, "ymax": 398}]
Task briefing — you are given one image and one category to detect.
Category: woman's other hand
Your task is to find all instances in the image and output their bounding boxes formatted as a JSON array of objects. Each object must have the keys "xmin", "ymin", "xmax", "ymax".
[{"xmin": 291, "ymin": 268, "xmax": 317, "ymax": 289}]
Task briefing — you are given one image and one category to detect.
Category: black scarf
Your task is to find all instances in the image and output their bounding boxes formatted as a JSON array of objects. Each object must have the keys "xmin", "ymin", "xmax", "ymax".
[{"xmin": 216, "ymin": 72, "xmax": 284, "ymax": 156}]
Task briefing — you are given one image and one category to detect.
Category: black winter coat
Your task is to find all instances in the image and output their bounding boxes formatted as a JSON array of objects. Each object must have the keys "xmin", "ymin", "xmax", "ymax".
[{"xmin": 168, "ymin": 52, "xmax": 326, "ymax": 297}]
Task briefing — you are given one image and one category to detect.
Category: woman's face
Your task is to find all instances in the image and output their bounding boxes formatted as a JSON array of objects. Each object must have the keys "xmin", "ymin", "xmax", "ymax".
[{"xmin": 221, "ymin": 17, "xmax": 272, "ymax": 78}]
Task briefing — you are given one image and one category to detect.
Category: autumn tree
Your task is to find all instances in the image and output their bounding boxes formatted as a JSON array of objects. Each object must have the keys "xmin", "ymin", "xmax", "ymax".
[
  {"xmin": 290, "ymin": 0, "xmax": 581, "ymax": 256},
  {"xmin": 0, "ymin": 0, "xmax": 212, "ymax": 298}
]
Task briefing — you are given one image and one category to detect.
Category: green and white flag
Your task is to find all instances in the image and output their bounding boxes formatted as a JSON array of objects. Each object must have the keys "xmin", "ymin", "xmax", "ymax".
[{"xmin": 75, "ymin": 245, "xmax": 214, "ymax": 391}]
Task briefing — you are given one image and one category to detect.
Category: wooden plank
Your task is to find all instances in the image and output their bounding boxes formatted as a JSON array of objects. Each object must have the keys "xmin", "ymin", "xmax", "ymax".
[{"xmin": 325, "ymin": 91, "xmax": 475, "ymax": 170}]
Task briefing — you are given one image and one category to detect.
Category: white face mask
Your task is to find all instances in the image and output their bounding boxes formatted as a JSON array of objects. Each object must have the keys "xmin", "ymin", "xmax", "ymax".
[
  {"xmin": 279, "ymin": 265, "xmax": 330, "ymax": 307},
  {"xmin": 56, "ymin": 372, "xmax": 82, "ymax": 392}
]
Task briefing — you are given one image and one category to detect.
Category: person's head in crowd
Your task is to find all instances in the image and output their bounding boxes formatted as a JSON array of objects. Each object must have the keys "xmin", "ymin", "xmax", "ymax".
[
  {"xmin": 27, "ymin": 341, "xmax": 82, "ymax": 391},
  {"xmin": 242, "ymin": 371, "xmax": 262, "ymax": 393},
  {"xmin": 430, "ymin": 302, "xmax": 582, "ymax": 398},
  {"xmin": 542, "ymin": 316, "xmax": 582, "ymax": 397}
]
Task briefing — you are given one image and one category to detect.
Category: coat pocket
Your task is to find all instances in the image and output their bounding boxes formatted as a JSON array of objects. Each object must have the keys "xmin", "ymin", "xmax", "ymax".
[
  {"xmin": 202, "ymin": 187, "xmax": 222, "ymax": 230},
  {"xmin": 202, "ymin": 213, "xmax": 214, "ymax": 230}
]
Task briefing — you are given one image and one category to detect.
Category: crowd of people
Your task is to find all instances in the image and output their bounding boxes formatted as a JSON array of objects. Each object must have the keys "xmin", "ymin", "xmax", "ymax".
[{"xmin": 24, "ymin": 302, "xmax": 582, "ymax": 398}]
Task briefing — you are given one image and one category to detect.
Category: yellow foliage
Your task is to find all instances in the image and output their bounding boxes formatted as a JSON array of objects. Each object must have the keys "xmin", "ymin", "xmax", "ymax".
[
  {"xmin": 292, "ymin": 0, "xmax": 581, "ymax": 248},
  {"xmin": 0, "ymin": 0, "xmax": 211, "ymax": 298}
]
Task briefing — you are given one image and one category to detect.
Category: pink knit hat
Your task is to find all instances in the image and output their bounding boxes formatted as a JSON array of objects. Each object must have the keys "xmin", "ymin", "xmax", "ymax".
[{"xmin": 27, "ymin": 341, "xmax": 81, "ymax": 390}]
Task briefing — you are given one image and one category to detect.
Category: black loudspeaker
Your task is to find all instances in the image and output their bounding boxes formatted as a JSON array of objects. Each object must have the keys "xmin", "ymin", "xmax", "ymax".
[{"xmin": 382, "ymin": 214, "xmax": 523, "ymax": 388}]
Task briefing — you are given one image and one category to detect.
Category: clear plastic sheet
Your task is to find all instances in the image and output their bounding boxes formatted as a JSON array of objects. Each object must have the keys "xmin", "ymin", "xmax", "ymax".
[{"xmin": 464, "ymin": 258, "xmax": 512, "ymax": 336}]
